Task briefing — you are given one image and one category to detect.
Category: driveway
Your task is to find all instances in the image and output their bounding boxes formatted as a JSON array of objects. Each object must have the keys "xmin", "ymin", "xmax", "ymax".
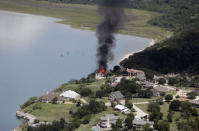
[{"xmin": 133, "ymin": 103, "xmax": 148, "ymax": 119}]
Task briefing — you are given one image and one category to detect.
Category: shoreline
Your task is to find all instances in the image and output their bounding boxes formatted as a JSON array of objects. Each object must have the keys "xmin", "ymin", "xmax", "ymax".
[{"xmin": 120, "ymin": 39, "xmax": 155, "ymax": 61}]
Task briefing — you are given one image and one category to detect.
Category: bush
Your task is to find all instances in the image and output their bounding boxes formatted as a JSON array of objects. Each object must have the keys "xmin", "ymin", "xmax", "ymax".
[
  {"xmin": 80, "ymin": 88, "xmax": 93, "ymax": 97},
  {"xmin": 32, "ymin": 103, "xmax": 42, "ymax": 110}
]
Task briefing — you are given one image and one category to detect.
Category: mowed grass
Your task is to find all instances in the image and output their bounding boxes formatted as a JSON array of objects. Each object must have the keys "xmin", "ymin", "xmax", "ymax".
[
  {"xmin": 54, "ymin": 79, "xmax": 106, "ymax": 94},
  {"xmin": 0, "ymin": 0, "xmax": 171, "ymax": 40},
  {"xmin": 135, "ymin": 102, "xmax": 169, "ymax": 116},
  {"xmin": 130, "ymin": 96, "xmax": 161, "ymax": 103},
  {"xmin": 23, "ymin": 103, "xmax": 76, "ymax": 122}
]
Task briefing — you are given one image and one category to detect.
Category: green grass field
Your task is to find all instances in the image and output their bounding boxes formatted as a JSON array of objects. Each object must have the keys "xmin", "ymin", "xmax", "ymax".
[
  {"xmin": 54, "ymin": 79, "xmax": 105, "ymax": 94},
  {"xmin": 23, "ymin": 103, "xmax": 76, "ymax": 122},
  {"xmin": 0, "ymin": 0, "xmax": 171, "ymax": 40},
  {"xmin": 130, "ymin": 96, "xmax": 161, "ymax": 103}
]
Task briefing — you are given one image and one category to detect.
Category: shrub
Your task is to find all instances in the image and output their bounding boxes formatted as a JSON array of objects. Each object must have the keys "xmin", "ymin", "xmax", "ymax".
[{"xmin": 80, "ymin": 88, "xmax": 93, "ymax": 97}]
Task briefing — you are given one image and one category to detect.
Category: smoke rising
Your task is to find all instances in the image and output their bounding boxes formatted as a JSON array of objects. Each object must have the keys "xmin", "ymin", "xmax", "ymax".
[{"xmin": 96, "ymin": 0, "xmax": 128, "ymax": 70}]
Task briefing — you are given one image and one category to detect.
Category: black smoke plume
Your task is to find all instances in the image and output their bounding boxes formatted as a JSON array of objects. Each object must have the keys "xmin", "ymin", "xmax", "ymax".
[{"xmin": 96, "ymin": 0, "xmax": 128, "ymax": 70}]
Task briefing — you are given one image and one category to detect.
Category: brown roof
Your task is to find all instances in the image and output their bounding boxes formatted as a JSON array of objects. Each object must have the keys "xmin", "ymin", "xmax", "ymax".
[
  {"xmin": 175, "ymin": 97, "xmax": 189, "ymax": 102},
  {"xmin": 41, "ymin": 93, "xmax": 64, "ymax": 101}
]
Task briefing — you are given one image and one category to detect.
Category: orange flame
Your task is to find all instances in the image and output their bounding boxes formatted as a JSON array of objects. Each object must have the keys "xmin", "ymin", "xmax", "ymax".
[{"xmin": 96, "ymin": 67, "xmax": 107, "ymax": 74}]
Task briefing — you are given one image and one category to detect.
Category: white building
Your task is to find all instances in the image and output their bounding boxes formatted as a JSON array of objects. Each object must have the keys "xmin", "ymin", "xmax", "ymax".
[
  {"xmin": 60, "ymin": 90, "xmax": 80, "ymax": 100},
  {"xmin": 115, "ymin": 104, "xmax": 131, "ymax": 114},
  {"xmin": 98, "ymin": 114, "xmax": 119, "ymax": 129}
]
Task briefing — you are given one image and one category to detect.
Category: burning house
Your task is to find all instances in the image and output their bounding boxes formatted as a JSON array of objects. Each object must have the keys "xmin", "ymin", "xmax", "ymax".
[{"xmin": 95, "ymin": 67, "xmax": 107, "ymax": 80}]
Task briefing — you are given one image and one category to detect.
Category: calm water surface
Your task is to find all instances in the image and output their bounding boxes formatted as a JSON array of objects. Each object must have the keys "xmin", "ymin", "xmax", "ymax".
[{"xmin": 0, "ymin": 10, "xmax": 151, "ymax": 131}]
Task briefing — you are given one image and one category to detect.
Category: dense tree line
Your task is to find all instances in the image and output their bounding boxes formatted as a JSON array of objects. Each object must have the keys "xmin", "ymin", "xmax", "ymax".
[{"xmin": 120, "ymin": 25, "xmax": 199, "ymax": 75}]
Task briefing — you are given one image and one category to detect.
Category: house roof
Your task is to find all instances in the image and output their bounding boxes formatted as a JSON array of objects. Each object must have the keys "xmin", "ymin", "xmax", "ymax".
[
  {"xmin": 41, "ymin": 93, "xmax": 64, "ymax": 101},
  {"xmin": 60, "ymin": 90, "xmax": 80, "ymax": 99},
  {"xmin": 100, "ymin": 114, "xmax": 119, "ymax": 121},
  {"xmin": 153, "ymin": 86, "xmax": 168, "ymax": 92},
  {"xmin": 133, "ymin": 119, "xmax": 154, "ymax": 126},
  {"xmin": 111, "ymin": 91, "xmax": 124, "ymax": 99}
]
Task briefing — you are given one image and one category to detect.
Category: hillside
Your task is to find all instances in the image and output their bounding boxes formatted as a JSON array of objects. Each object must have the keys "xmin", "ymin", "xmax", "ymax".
[{"xmin": 120, "ymin": 24, "xmax": 199, "ymax": 74}]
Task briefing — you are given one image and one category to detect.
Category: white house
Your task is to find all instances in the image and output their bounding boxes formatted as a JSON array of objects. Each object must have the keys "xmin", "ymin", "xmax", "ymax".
[
  {"xmin": 98, "ymin": 114, "xmax": 119, "ymax": 129},
  {"xmin": 60, "ymin": 90, "xmax": 80, "ymax": 100}
]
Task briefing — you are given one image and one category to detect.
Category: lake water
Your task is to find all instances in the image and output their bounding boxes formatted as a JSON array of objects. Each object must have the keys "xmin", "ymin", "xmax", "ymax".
[{"xmin": 0, "ymin": 10, "xmax": 150, "ymax": 131}]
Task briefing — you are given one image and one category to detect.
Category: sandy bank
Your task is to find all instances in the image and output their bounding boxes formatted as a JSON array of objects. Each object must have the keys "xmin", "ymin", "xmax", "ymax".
[{"xmin": 120, "ymin": 39, "xmax": 155, "ymax": 61}]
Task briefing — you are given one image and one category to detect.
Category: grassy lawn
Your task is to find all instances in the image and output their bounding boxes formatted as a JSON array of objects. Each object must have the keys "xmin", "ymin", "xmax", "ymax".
[
  {"xmin": 54, "ymin": 79, "xmax": 106, "ymax": 94},
  {"xmin": 135, "ymin": 104, "xmax": 148, "ymax": 113},
  {"xmin": 0, "ymin": 0, "xmax": 171, "ymax": 40},
  {"xmin": 23, "ymin": 103, "xmax": 76, "ymax": 122},
  {"xmin": 96, "ymin": 97, "xmax": 109, "ymax": 103},
  {"xmin": 130, "ymin": 96, "xmax": 161, "ymax": 103}
]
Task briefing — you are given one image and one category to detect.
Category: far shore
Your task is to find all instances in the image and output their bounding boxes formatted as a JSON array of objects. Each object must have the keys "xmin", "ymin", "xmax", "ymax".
[
  {"xmin": 0, "ymin": 0, "xmax": 171, "ymax": 39},
  {"xmin": 120, "ymin": 39, "xmax": 155, "ymax": 61}
]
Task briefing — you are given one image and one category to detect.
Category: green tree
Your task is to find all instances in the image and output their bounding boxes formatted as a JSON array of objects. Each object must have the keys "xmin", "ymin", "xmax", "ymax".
[
  {"xmin": 147, "ymin": 102, "xmax": 160, "ymax": 112},
  {"xmin": 80, "ymin": 88, "xmax": 93, "ymax": 97},
  {"xmin": 124, "ymin": 114, "xmax": 134, "ymax": 129},
  {"xmin": 125, "ymin": 100, "xmax": 133, "ymax": 109},
  {"xmin": 96, "ymin": 90, "xmax": 105, "ymax": 98},
  {"xmin": 169, "ymin": 100, "xmax": 181, "ymax": 111},
  {"xmin": 165, "ymin": 94, "xmax": 173, "ymax": 102}
]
